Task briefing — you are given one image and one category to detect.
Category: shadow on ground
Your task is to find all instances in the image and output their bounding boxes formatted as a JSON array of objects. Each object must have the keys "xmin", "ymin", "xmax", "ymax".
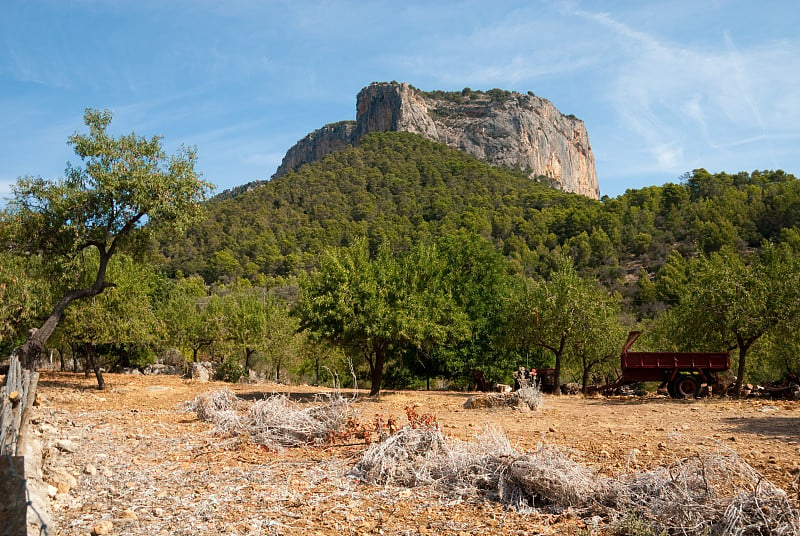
[{"xmin": 723, "ymin": 416, "xmax": 800, "ymax": 442}]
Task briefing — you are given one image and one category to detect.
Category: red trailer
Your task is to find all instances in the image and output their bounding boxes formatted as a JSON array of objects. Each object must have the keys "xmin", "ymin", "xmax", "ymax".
[{"xmin": 609, "ymin": 331, "xmax": 730, "ymax": 398}]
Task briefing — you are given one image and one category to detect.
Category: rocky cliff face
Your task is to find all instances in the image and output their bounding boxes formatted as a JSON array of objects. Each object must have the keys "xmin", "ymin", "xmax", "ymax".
[{"xmin": 274, "ymin": 82, "xmax": 599, "ymax": 199}]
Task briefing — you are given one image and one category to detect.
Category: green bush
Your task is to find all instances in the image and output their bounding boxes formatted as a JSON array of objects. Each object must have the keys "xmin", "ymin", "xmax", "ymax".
[{"xmin": 214, "ymin": 358, "xmax": 245, "ymax": 383}]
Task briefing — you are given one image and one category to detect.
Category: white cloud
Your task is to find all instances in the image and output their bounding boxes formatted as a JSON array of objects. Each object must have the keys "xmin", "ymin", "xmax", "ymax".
[{"xmin": 571, "ymin": 5, "xmax": 800, "ymax": 180}]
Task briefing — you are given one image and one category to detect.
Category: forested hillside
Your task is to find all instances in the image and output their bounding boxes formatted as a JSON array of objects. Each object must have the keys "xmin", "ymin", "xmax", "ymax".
[
  {"xmin": 159, "ymin": 132, "xmax": 600, "ymax": 282},
  {"xmin": 159, "ymin": 132, "xmax": 800, "ymax": 316}
]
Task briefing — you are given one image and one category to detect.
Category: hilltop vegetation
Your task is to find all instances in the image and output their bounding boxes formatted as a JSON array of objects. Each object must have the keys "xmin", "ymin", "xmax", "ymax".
[{"xmin": 159, "ymin": 132, "xmax": 599, "ymax": 282}]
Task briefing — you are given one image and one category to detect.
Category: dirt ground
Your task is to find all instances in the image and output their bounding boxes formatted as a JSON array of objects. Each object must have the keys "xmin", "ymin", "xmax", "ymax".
[{"xmin": 30, "ymin": 372, "xmax": 800, "ymax": 535}]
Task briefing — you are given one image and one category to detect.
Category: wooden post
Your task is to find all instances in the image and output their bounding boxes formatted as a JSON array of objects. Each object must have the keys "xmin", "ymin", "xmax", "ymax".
[{"xmin": 0, "ymin": 456, "xmax": 27, "ymax": 536}]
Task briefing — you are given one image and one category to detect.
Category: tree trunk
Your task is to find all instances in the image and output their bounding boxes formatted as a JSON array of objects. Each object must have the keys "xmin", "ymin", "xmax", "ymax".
[
  {"xmin": 16, "ymin": 248, "xmax": 114, "ymax": 370},
  {"xmin": 581, "ymin": 358, "xmax": 591, "ymax": 393},
  {"xmin": 245, "ymin": 347, "xmax": 255, "ymax": 371},
  {"xmin": 86, "ymin": 346, "xmax": 105, "ymax": 390},
  {"xmin": 70, "ymin": 343, "xmax": 79, "ymax": 372},
  {"xmin": 552, "ymin": 334, "xmax": 567, "ymax": 396},
  {"xmin": 733, "ymin": 335, "xmax": 754, "ymax": 397},
  {"xmin": 369, "ymin": 347, "xmax": 386, "ymax": 397}
]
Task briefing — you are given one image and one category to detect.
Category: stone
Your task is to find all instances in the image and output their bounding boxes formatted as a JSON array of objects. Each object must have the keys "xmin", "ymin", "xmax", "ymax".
[
  {"xmin": 55, "ymin": 439, "xmax": 77, "ymax": 453},
  {"xmin": 120, "ymin": 509, "xmax": 138, "ymax": 521},
  {"xmin": 91, "ymin": 520, "xmax": 113, "ymax": 535},
  {"xmin": 188, "ymin": 362, "xmax": 211, "ymax": 382},
  {"xmin": 39, "ymin": 423, "xmax": 58, "ymax": 435},
  {"xmin": 274, "ymin": 82, "xmax": 599, "ymax": 199},
  {"xmin": 84, "ymin": 464, "xmax": 97, "ymax": 476},
  {"xmin": 47, "ymin": 467, "xmax": 78, "ymax": 493}
]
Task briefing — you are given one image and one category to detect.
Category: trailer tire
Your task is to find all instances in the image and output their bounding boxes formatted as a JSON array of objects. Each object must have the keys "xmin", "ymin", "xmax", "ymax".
[
  {"xmin": 666, "ymin": 380, "xmax": 677, "ymax": 398},
  {"xmin": 672, "ymin": 374, "xmax": 700, "ymax": 399}
]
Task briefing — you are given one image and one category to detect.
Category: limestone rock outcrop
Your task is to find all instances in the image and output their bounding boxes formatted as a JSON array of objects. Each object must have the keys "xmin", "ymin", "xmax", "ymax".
[{"xmin": 273, "ymin": 82, "xmax": 599, "ymax": 199}]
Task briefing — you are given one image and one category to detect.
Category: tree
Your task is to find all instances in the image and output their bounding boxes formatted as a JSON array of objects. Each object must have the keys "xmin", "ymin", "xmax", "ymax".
[
  {"xmin": 0, "ymin": 252, "xmax": 51, "ymax": 354},
  {"xmin": 217, "ymin": 283, "xmax": 284, "ymax": 373},
  {"xmin": 57, "ymin": 253, "xmax": 164, "ymax": 389},
  {"xmin": 2, "ymin": 108, "xmax": 212, "ymax": 370},
  {"xmin": 501, "ymin": 256, "xmax": 622, "ymax": 391},
  {"xmin": 665, "ymin": 245, "xmax": 800, "ymax": 395},
  {"xmin": 297, "ymin": 239, "xmax": 470, "ymax": 396},
  {"xmin": 159, "ymin": 275, "xmax": 220, "ymax": 363}
]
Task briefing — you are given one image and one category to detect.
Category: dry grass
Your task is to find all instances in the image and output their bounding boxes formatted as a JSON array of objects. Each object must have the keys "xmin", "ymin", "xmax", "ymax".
[{"xmin": 601, "ymin": 444, "xmax": 800, "ymax": 535}]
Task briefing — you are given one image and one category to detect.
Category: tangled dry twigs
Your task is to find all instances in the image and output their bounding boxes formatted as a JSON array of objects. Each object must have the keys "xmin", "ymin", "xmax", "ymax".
[
  {"xmin": 187, "ymin": 389, "xmax": 356, "ymax": 450},
  {"xmin": 353, "ymin": 426, "xmax": 800, "ymax": 535}
]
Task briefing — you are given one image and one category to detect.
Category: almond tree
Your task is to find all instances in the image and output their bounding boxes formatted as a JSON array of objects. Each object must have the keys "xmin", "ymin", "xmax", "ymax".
[
  {"xmin": 297, "ymin": 239, "xmax": 470, "ymax": 396},
  {"xmin": 2, "ymin": 108, "xmax": 212, "ymax": 370},
  {"xmin": 668, "ymin": 245, "xmax": 800, "ymax": 395},
  {"xmin": 502, "ymin": 256, "xmax": 622, "ymax": 392}
]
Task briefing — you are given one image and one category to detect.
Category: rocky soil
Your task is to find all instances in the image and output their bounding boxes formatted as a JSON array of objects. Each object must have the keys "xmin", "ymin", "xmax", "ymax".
[{"xmin": 29, "ymin": 372, "xmax": 800, "ymax": 535}]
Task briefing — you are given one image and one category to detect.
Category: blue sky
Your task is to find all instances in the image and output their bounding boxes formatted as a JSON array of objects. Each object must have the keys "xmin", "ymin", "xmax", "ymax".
[{"xmin": 2, "ymin": 1, "xmax": 798, "ymax": 201}]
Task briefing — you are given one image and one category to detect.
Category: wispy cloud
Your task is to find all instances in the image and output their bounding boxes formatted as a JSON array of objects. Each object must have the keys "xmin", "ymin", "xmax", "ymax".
[{"xmin": 571, "ymin": 5, "xmax": 800, "ymax": 178}]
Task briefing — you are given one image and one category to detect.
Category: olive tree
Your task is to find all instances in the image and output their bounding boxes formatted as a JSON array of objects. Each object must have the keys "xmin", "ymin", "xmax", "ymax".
[{"xmin": 2, "ymin": 108, "xmax": 212, "ymax": 370}]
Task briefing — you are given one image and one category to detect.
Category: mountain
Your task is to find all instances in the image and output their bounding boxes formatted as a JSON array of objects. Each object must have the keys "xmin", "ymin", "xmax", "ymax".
[{"xmin": 273, "ymin": 82, "xmax": 599, "ymax": 199}]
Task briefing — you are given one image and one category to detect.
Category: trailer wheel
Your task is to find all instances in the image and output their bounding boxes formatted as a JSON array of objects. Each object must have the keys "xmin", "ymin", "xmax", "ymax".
[
  {"xmin": 666, "ymin": 380, "xmax": 677, "ymax": 398},
  {"xmin": 672, "ymin": 375, "xmax": 700, "ymax": 398}
]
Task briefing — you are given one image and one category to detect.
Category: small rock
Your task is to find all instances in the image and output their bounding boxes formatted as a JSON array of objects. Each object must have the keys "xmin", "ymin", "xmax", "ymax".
[
  {"xmin": 48, "ymin": 467, "xmax": 78, "ymax": 493},
  {"xmin": 91, "ymin": 520, "xmax": 113, "ymax": 536},
  {"xmin": 152, "ymin": 507, "xmax": 164, "ymax": 517},
  {"xmin": 46, "ymin": 485, "xmax": 58, "ymax": 498},
  {"xmin": 39, "ymin": 423, "xmax": 58, "ymax": 435},
  {"xmin": 657, "ymin": 442, "xmax": 667, "ymax": 450},
  {"xmin": 548, "ymin": 426, "xmax": 557, "ymax": 433},
  {"xmin": 121, "ymin": 509, "xmax": 138, "ymax": 521},
  {"xmin": 84, "ymin": 464, "xmax": 97, "ymax": 476},
  {"xmin": 55, "ymin": 439, "xmax": 77, "ymax": 453}
]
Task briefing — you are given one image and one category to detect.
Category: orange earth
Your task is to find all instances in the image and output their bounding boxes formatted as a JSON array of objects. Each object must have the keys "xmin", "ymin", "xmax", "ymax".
[{"xmin": 31, "ymin": 372, "xmax": 800, "ymax": 535}]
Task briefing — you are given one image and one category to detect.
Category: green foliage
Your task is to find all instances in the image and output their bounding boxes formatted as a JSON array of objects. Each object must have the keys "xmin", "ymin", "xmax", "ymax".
[
  {"xmin": 2, "ymin": 107, "xmax": 212, "ymax": 372},
  {"xmin": 8, "ymin": 109, "xmax": 212, "ymax": 260},
  {"xmin": 12, "ymin": 110, "xmax": 800, "ymax": 392},
  {"xmin": 652, "ymin": 244, "xmax": 800, "ymax": 391},
  {"xmin": 161, "ymin": 132, "xmax": 601, "ymax": 282},
  {"xmin": 501, "ymin": 255, "xmax": 625, "ymax": 389},
  {"xmin": 214, "ymin": 358, "xmax": 246, "ymax": 383},
  {"xmin": 296, "ymin": 237, "xmax": 475, "ymax": 395},
  {"xmin": 0, "ymin": 252, "xmax": 51, "ymax": 352}
]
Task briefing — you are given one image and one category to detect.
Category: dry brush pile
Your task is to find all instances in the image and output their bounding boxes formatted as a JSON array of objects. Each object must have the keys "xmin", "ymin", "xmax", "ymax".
[
  {"xmin": 186, "ymin": 388, "xmax": 360, "ymax": 450},
  {"xmin": 186, "ymin": 389, "xmax": 799, "ymax": 535},
  {"xmin": 352, "ymin": 426, "xmax": 800, "ymax": 535}
]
